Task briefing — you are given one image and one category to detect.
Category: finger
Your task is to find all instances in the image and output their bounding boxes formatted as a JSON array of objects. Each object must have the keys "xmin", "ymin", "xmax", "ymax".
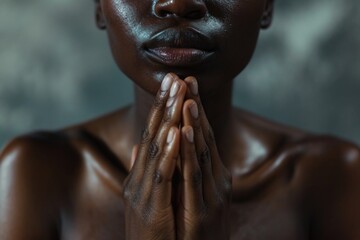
[
  {"xmin": 135, "ymin": 77, "xmax": 186, "ymax": 208},
  {"xmin": 149, "ymin": 127, "xmax": 180, "ymax": 209},
  {"xmin": 139, "ymin": 78, "xmax": 186, "ymax": 203},
  {"xmin": 143, "ymin": 78, "xmax": 187, "ymax": 177},
  {"xmin": 124, "ymin": 145, "xmax": 139, "ymax": 193},
  {"xmin": 182, "ymin": 100, "xmax": 217, "ymax": 205},
  {"xmin": 154, "ymin": 78, "xmax": 186, "ymax": 146},
  {"xmin": 180, "ymin": 126, "xmax": 204, "ymax": 211},
  {"xmin": 184, "ymin": 77, "xmax": 223, "ymax": 174},
  {"xmin": 123, "ymin": 128, "xmax": 179, "ymax": 212},
  {"xmin": 131, "ymin": 73, "xmax": 175, "ymax": 178},
  {"xmin": 184, "ymin": 77, "xmax": 216, "ymax": 149}
]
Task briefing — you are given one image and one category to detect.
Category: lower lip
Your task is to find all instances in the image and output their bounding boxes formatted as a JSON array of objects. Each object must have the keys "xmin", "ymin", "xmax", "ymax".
[{"xmin": 145, "ymin": 47, "xmax": 214, "ymax": 66}]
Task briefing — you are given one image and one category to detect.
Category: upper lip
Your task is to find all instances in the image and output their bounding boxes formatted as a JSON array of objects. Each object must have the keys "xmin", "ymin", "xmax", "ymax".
[{"xmin": 144, "ymin": 28, "xmax": 216, "ymax": 52}]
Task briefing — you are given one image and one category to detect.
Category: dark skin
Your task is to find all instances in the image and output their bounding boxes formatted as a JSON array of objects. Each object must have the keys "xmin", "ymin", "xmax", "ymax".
[{"xmin": 1, "ymin": 0, "xmax": 360, "ymax": 239}]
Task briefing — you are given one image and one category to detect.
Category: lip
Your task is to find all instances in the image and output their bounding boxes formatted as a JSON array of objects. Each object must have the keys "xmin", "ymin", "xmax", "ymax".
[
  {"xmin": 146, "ymin": 47, "xmax": 214, "ymax": 66},
  {"xmin": 144, "ymin": 28, "xmax": 216, "ymax": 66}
]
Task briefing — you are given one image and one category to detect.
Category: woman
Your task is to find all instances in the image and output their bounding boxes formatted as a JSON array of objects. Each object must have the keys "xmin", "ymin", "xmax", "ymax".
[{"xmin": 1, "ymin": 0, "xmax": 359, "ymax": 239}]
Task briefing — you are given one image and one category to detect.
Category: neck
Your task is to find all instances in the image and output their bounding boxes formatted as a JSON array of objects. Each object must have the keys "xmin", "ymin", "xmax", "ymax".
[{"xmin": 131, "ymin": 80, "xmax": 236, "ymax": 159}]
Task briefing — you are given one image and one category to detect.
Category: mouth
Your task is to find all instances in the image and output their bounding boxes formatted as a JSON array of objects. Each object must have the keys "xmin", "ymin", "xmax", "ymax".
[
  {"xmin": 144, "ymin": 28, "xmax": 216, "ymax": 67},
  {"xmin": 146, "ymin": 47, "xmax": 214, "ymax": 66}
]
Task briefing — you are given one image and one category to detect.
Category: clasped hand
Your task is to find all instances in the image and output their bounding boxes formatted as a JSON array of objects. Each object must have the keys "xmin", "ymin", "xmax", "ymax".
[{"xmin": 122, "ymin": 73, "xmax": 232, "ymax": 240}]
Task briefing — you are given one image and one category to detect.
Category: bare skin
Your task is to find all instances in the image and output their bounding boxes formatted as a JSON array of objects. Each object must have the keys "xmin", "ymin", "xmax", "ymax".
[{"xmin": 1, "ymin": 0, "xmax": 360, "ymax": 239}]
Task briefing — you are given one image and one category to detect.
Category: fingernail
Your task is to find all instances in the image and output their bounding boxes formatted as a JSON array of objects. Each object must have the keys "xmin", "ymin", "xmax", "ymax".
[
  {"xmin": 189, "ymin": 102, "xmax": 198, "ymax": 119},
  {"xmin": 185, "ymin": 128, "xmax": 194, "ymax": 143},
  {"xmin": 166, "ymin": 97, "xmax": 175, "ymax": 107},
  {"xmin": 167, "ymin": 128, "xmax": 175, "ymax": 144},
  {"xmin": 161, "ymin": 74, "xmax": 173, "ymax": 91},
  {"xmin": 170, "ymin": 81, "xmax": 180, "ymax": 98},
  {"xmin": 190, "ymin": 80, "xmax": 198, "ymax": 95}
]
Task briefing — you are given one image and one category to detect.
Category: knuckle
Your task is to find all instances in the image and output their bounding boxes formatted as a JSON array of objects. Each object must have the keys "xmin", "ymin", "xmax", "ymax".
[
  {"xmin": 122, "ymin": 185, "xmax": 135, "ymax": 203},
  {"xmin": 122, "ymin": 181, "xmax": 142, "ymax": 208},
  {"xmin": 122, "ymin": 187, "xmax": 132, "ymax": 200},
  {"xmin": 199, "ymin": 147, "xmax": 211, "ymax": 165},
  {"xmin": 140, "ymin": 128, "xmax": 151, "ymax": 144},
  {"xmin": 162, "ymin": 110, "xmax": 172, "ymax": 125},
  {"xmin": 130, "ymin": 190, "xmax": 142, "ymax": 208},
  {"xmin": 153, "ymin": 94, "xmax": 166, "ymax": 108},
  {"xmin": 152, "ymin": 170, "xmax": 164, "ymax": 184},
  {"xmin": 148, "ymin": 142, "xmax": 160, "ymax": 160},
  {"xmin": 122, "ymin": 177, "xmax": 134, "ymax": 198}
]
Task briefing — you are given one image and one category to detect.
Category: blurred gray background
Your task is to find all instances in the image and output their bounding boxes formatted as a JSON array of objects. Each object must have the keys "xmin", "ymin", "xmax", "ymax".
[{"xmin": 0, "ymin": 0, "xmax": 359, "ymax": 148}]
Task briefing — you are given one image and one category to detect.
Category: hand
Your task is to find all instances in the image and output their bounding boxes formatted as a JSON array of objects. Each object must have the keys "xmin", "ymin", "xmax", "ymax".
[
  {"xmin": 122, "ymin": 73, "xmax": 187, "ymax": 240},
  {"xmin": 177, "ymin": 77, "xmax": 232, "ymax": 239}
]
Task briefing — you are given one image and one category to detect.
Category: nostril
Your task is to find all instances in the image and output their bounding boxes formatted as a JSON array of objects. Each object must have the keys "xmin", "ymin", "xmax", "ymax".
[
  {"xmin": 158, "ymin": 9, "xmax": 203, "ymax": 19},
  {"xmin": 154, "ymin": 0, "xmax": 207, "ymax": 20},
  {"xmin": 158, "ymin": 10, "xmax": 173, "ymax": 18}
]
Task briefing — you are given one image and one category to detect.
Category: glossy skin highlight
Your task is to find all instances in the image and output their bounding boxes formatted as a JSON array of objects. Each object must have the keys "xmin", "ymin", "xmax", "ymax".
[{"xmin": 1, "ymin": 0, "xmax": 360, "ymax": 239}]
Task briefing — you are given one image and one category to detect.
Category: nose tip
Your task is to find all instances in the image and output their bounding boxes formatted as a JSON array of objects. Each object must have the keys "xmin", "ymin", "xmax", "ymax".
[{"xmin": 154, "ymin": 0, "xmax": 207, "ymax": 20}]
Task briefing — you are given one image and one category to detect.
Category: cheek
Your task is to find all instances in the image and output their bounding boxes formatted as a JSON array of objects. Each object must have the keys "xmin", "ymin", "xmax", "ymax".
[
  {"xmin": 103, "ymin": 1, "xmax": 136, "ymax": 64},
  {"xmin": 219, "ymin": 1, "xmax": 264, "ymax": 71},
  {"xmin": 228, "ymin": 1, "xmax": 264, "ymax": 33},
  {"xmin": 103, "ymin": 0, "xmax": 141, "ymax": 61},
  {"xmin": 103, "ymin": 0, "xmax": 141, "ymax": 36},
  {"xmin": 102, "ymin": 0, "xmax": 160, "ymax": 93}
]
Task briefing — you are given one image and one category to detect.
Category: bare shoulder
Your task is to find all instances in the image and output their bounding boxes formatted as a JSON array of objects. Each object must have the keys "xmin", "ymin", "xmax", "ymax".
[
  {"xmin": 236, "ymin": 109, "xmax": 360, "ymax": 238},
  {"xmin": 291, "ymin": 135, "xmax": 360, "ymax": 192},
  {"xmin": 290, "ymin": 137, "xmax": 360, "ymax": 239},
  {"xmin": 235, "ymin": 108, "xmax": 309, "ymax": 141},
  {"xmin": 0, "ymin": 130, "xmax": 82, "ymax": 167},
  {"xmin": 234, "ymin": 107, "xmax": 360, "ymax": 191},
  {"xmin": 295, "ymin": 135, "xmax": 360, "ymax": 167},
  {"xmin": 236, "ymin": 107, "xmax": 360, "ymax": 162},
  {"xmin": 0, "ymin": 104, "xmax": 133, "ymax": 180},
  {"xmin": 0, "ymin": 131, "xmax": 86, "ymax": 238},
  {"xmin": 0, "ymin": 130, "xmax": 83, "ymax": 194},
  {"xmin": 0, "ymin": 127, "xmax": 123, "ymax": 183}
]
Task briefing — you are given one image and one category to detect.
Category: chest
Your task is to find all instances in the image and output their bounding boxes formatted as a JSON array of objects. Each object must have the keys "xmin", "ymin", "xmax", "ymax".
[
  {"xmin": 60, "ymin": 184, "xmax": 126, "ymax": 240},
  {"xmin": 59, "ymin": 185, "xmax": 308, "ymax": 240},
  {"xmin": 229, "ymin": 191, "xmax": 308, "ymax": 240}
]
